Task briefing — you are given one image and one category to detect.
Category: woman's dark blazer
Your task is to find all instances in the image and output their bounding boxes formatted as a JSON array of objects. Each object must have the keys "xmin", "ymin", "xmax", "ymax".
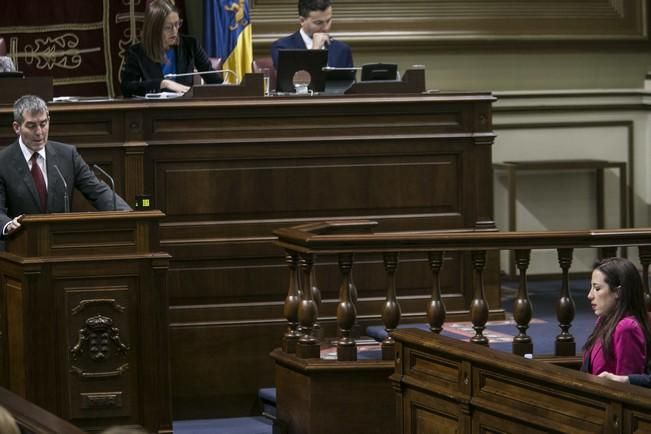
[{"xmin": 120, "ymin": 34, "xmax": 222, "ymax": 97}]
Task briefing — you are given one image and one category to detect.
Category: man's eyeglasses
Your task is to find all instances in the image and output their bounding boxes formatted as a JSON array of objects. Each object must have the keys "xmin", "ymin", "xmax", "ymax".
[{"xmin": 163, "ymin": 19, "xmax": 183, "ymax": 32}]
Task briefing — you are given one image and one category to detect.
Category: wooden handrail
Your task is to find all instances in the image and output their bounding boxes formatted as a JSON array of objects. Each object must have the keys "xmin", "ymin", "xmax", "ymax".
[
  {"xmin": 0, "ymin": 385, "xmax": 86, "ymax": 433},
  {"xmin": 274, "ymin": 222, "xmax": 651, "ymax": 253},
  {"xmin": 274, "ymin": 220, "xmax": 651, "ymax": 361}
]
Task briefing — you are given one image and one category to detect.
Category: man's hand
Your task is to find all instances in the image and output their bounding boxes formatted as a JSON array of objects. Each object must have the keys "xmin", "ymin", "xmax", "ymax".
[
  {"xmin": 598, "ymin": 371, "xmax": 629, "ymax": 383},
  {"xmin": 312, "ymin": 32, "xmax": 330, "ymax": 50},
  {"xmin": 5, "ymin": 215, "xmax": 23, "ymax": 235}
]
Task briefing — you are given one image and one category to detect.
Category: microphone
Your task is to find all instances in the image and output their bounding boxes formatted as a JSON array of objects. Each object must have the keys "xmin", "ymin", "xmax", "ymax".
[
  {"xmin": 53, "ymin": 164, "xmax": 70, "ymax": 213},
  {"xmin": 93, "ymin": 164, "xmax": 116, "ymax": 211},
  {"xmin": 163, "ymin": 69, "xmax": 240, "ymax": 84}
]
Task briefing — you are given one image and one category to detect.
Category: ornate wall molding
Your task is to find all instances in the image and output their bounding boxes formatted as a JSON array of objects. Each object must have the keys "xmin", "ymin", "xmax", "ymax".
[{"xmin": 251, "ymin": 0, "xmax": 648, "ymax": 48}]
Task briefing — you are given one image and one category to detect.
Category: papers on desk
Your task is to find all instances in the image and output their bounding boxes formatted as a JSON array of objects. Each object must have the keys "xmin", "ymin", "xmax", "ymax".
[
  {"xmin": 141, "ymin": 91, "xmax": 184, "ymax": 99},
  {"xmin": 52, "ymin": 96, "xmax": 114, "ymax": 103}
]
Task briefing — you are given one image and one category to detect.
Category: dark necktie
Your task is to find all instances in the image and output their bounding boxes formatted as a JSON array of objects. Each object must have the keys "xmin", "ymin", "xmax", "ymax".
[{"xmin": 30, "ymin": 152, "xmax": 47, "ymax": 212}]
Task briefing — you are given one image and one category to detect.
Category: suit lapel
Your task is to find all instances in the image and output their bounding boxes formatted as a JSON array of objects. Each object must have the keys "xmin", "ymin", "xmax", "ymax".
[
  {"xmin": 292, "ymin": 31, "xmax": 307, "ymax": 49},
  {"xmin": 11, "ymin": 142, "xmax": 41, "ymax": 211}
]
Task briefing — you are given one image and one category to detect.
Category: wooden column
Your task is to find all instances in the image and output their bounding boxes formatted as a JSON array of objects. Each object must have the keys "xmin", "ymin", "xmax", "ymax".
[
  {"xmin": 336, "ymin": 253, "xmax": 357, "ymax": 361},
  {"xmin": 381, "ymin": 252, "xmax": 401, "ymax": 360},
  {"xmin": 426, "ymin": 251, "xmax": 446, "ymax": 334},
  {"xmin": 470, "ymin": 250, "xmax": 489, "ymax": 346},
  {"xmin": 555, "ymin": 248, "xmax": 576, "ymax": 356},
  {"xmin": 512, "ymin": 249, "xmax": 533, "ymax": 356}
]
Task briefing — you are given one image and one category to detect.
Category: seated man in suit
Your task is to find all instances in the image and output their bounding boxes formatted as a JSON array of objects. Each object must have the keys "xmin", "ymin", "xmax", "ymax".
[
  {"xmin": 0, "ymin": 95, "xmax": 131, "ymax": 243},
  {"xmin": 271, "ymin": 0, "xmax": 353, "ymax": 69}
]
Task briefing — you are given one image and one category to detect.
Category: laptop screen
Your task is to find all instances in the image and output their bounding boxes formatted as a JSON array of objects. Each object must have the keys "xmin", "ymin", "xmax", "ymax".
[{"xmin": 276, "ymin": 49, "xmax": 328, "ymax": 93}]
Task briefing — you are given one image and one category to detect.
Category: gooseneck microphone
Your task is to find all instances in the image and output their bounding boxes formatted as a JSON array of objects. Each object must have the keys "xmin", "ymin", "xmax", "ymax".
[
  {"xmin": 93, "ymin": 164, "xmax": 116, "ymax": 211},
  {"xmin": 53, "ymin": 164, "xmax": 70, "ymax": 213},
  {"xmin": 163, "ymin": 69, "xmax": 240, "ymax": 84}
]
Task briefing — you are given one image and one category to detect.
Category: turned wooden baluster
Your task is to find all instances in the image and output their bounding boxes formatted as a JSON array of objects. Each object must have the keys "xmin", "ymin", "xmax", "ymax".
[
  {"xmin": 297, "ymin": 253, "xmax": 320, "ymax": 359},
  {"xmin": 381, "ymin": 252, "xmax": 401, "ymax": 360},
  {"xmin": 310, "ymin": 256, "xmax": 323, "ymax": 340},
  {"xmin": 470, "ymin": 250, "xmax": 489, "ymax": 346},
  {"xmin": 426, "ymin": 251, "xmax": 446, "ymax": 334},
  {"xmin": 639, "ymin": 246, "xmax": 651, "ymax": 312},
  {"xmin": 337, "ymin": 253, "xmax": 357, "ymax": 361},
  {"xmin": 512, "ymin": 249, "xmax": 533, "ymax": 356},
  {"xmin": 282, "ymin": 251, "xmax": 303, "ymax": 353},
  {"xmin": 555, "ymin": 248, "xmax": 576, "ymax": 356}
]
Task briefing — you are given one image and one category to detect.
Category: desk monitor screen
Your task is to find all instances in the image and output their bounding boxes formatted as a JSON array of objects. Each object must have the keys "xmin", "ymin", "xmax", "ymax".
[
  {"xmin": 361, "ymin": 63, "xmax": 398, "ymax": 81},
  {"xmin": 276, "ymin": 49, "xmax": 328, "ymax": 93},
  {"xmin": 323, "ymin": 67, "xmax": 357, "ymax": 94}
]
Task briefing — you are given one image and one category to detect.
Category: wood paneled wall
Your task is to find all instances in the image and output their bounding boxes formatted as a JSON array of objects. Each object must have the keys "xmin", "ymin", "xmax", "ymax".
[
  {"xmin": 0, "ymin": 93, "xmax": 496, "ymax": 419},
  {"xmin": 250, "ymin": 0, "xmax": 649, "ymax": 48}
]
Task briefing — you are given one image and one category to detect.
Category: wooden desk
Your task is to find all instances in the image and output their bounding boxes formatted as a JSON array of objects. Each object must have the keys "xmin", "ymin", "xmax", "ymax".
[
  {"xmin": 391, "ymin": 328, "xmax": 651, "ymax": 434},
  {"xmin": 0, "ymin": 212, "xmax": 170, "ymax": 433},
  {"xmin": 0, "ymin": 94, "xmax": 496, "ymax": 419}
]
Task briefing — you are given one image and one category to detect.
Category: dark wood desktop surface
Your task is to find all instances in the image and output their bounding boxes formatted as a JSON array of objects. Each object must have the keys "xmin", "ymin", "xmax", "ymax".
[{"xmin": 0, "ymin": 94, "xmax": 496, "ymax": 419}]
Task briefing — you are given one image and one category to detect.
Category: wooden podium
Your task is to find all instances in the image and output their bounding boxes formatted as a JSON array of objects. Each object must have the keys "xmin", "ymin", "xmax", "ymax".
[{"xmin": 0, "ymin": 211, "xmax": 172, "ymax": 433}]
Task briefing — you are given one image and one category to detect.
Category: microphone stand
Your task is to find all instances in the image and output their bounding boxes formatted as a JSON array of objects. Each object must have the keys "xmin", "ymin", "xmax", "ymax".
[
  {"xmin": 164, "ymin": 69, "xmax": 240, "ymax": 84},
  {"xmin": 53, "ymin": 165, "xmax": 70, "ymax": 213},
  {"xmin": 93, "ymin": 164, "xmax": 116, "ymax": 211}
]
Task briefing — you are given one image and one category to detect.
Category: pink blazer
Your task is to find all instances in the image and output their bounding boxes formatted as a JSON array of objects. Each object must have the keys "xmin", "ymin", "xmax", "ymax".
[{"xmin": 585, "ymin": 316, "xmax": 647, "ymax": 375}]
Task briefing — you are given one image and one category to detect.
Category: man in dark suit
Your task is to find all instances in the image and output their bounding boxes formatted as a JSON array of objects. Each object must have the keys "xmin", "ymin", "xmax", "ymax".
[
  {"xmin": 271, "ymin": 0, "xmax": 353, "ymax": 69},
  {"xmin": 0, "ymin": 95, "xmax": 131, "ymax": 241}
]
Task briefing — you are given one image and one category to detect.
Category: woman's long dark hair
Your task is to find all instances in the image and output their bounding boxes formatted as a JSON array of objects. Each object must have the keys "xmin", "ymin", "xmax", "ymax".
[
  {"xmin": 582, "ymin": 257, "xmax": 651, "ymax": 361},
  {"xmin": 142, "ymin": 0, "xmax": 178, "ymax": 63}
]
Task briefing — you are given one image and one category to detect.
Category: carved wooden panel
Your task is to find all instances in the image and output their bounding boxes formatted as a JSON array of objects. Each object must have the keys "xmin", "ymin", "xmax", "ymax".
[
  {"xmin": 62, "ymin": 276, "xmax": 138, "ymax": 423},
  {"xmin": 625, "ymin": 409, "xmax": 651, "ymax": 434},
  {"xmin": 155, "ymin": 155, "xmax": 460, "ymax": 220},
  {"xmin": 251, "ymin": 0, "xmax": 648, "ymax": 48},
  {"xmin": 398, "ymin": 378, "xmax": 465, "ymax": 433},
  {"xmin": 473, "ymin": 368, "xmax": 607, "ymax": 432}
]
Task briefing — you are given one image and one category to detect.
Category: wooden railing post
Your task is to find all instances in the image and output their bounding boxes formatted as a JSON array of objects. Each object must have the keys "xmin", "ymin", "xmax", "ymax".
[
  {"xmin": 282, "ymin": 251, "xmax": 302, "ymax": 353},
  {"xmin": 555, "ymin": 248, "xmax": 576, "ymax": 356},
  {"xmin": 381, "ymin": 252, "xmax": 401, "ymax": 360},
  {"xmin": 639, "ymin": 246, "xmax": 651, "ymax": 311},
  {"xmin": 512, "ymin": 249, "xmax": 533, "ymax": 356},
  {"xmin": 470, "ymin": 250, "xmax": 489, "ymax": 346},
  {"xmin": 426, "ymin": 251, "xmax": 446, "ymax": 334},
  {"xmin": 297, "ymin": 253, "xmax": 320, "ymax": 359},
  {"xmin": 310, "ymin": 256, "xmax": 323, "ymax": 339},
  {"xmin": 337, "ymin": 253, "xmax": 357, "ymax": 361}
]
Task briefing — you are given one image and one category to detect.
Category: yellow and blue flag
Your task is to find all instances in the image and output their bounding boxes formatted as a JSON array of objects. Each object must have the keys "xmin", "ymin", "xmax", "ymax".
[{"xmin": 203, "ymin": 0, "xmax": 253, "ymax": 84}]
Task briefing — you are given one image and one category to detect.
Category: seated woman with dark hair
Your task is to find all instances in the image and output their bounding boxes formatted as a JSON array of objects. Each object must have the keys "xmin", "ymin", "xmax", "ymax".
[
  {"xmin": 581, "ymin": 257, "xmax": 651, "ymax": 377},
  {"xmin": 121, "ymin": 0, "xmax": 221, "ymax": 97}
]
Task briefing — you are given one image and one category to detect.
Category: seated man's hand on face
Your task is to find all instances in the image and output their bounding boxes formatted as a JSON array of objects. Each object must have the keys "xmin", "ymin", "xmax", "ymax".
[{"xmin": 311, "ymin": 32, "xmax": 330, "ymax": 50}]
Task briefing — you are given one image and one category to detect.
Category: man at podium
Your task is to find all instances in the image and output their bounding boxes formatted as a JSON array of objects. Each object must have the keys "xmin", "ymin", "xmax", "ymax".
[
  {"xmin": 0, "ymin": 95, "xmax": 131, "ymax": 244},
  {"xmin": 271, "ymin": 0, "xmax": 353, "ymax": 69}
]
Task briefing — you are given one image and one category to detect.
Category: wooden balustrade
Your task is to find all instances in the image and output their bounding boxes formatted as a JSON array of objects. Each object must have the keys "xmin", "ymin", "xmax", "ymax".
[{"xmin": 274, "ymin": 222, "xmax": 651, "ymax": 361}]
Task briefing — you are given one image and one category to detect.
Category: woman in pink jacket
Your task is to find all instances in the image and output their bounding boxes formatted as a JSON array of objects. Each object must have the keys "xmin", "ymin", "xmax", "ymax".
[{"xmin": 581, "ymin": 257, "xmax": 651, "ymax": 376}]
